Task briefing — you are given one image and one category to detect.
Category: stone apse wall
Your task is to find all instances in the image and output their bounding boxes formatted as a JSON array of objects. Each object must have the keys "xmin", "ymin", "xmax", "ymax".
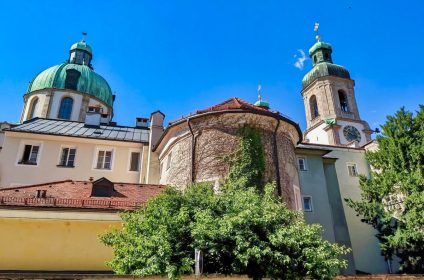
[{"xmin": 158, "ymin": 112, "xmax": 300, "ymax": 209}]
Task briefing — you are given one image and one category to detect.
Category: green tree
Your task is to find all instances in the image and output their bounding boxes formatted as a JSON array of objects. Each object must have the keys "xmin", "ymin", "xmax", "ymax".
[
  {"xmin": 346, "ymin": 106, "xmax": 424, "ymax": 273},
  {"xmin": 101, "ymin": 125, "xmax": 349, "ymax": 279}
]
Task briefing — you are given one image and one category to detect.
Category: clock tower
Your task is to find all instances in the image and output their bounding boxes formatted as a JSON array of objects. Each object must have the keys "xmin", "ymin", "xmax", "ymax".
[{"xmin": 301, "ymin": 37, "xmax": 372, "ymax": 147}]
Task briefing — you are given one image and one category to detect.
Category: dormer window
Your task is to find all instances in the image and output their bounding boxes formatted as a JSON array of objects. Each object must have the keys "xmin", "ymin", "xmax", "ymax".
[
  {"xmin": 64, "ymin": 69, "xmax": 80, "ymax": 90},
  {"xmin": 91, "ymin": 177, "xmax": 114, "ymax": 197}
]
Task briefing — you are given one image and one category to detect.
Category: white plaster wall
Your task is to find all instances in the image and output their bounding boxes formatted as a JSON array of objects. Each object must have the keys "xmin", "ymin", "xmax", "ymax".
[
  {"xmin": 22, "ymin": 93, "xmax": 48, "ymax": 121},
  {"xmin": 0, "ymin": 132, "xmax": 147, "ymax": 187},
  {"xmin": 305, "ymin": 122, "xmax": 329, "ymax": 144},
  {"xmin": 48, "ymin": 91, "xmax": 83, "ymax": 121}
]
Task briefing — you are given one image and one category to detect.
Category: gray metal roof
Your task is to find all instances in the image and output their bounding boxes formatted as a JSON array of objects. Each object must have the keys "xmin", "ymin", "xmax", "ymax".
[{"xmin": 8, "ymin": 118, "xmax": 149, "ymax": 143}]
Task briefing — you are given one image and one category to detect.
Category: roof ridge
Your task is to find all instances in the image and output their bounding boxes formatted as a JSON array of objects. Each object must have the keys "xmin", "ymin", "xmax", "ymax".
[{"xmin": 0, "ymin": 180, "xmax": 73, "ymax": 191}]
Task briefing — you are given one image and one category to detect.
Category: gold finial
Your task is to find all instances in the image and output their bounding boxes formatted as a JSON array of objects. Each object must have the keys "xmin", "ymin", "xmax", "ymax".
[
  {"xmin": 257, "ymin": 84, "xmax": 262, "ymax": 101},
  {"xmin": 314, "ymin": 22, "xmax": 320, "ymax": 42},
  {"xmin": 82, "ymin": 32, "xmax": 87, "ymax": 42}
]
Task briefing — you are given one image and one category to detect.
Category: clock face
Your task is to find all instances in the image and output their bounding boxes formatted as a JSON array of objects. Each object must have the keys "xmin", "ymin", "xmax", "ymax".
[{"xmin": 343, "ymin": 125, "xmax": 362, "ymax": 142}]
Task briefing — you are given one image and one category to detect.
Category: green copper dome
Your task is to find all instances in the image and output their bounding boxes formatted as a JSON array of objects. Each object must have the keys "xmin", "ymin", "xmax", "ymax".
[
  {"xmin": 70, "ymin": 41, "xmax": 92, "ymax": 55},
  {"xmin": 302, "ymin": 40, "xmax": 350, "ymax": 89},
  {"xmin": 309, "ymin": 41, "xmax": 332, "ymax": 55},
  {"xmin": 302, "ymin": 62, "xmax": 350, "ymax": 89},
  {"xmin": 27, "ymin": 63, "xmax": 113, "ymax": 106},
  {"xmin": 254, "ymin": 99, "xmax": 270, "ymax": 108}
]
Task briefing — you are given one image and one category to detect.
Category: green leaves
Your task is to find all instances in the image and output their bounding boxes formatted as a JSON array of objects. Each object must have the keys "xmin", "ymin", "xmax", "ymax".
[
  {"xmin": 346, "ymin": 105, "xmax": 424, "ymax": 273},
  {"xmin": 101, "ymin": 183, "xmax": 349, "ymax": 279},
  {"xmin": 101, "ymin": 124, "xmax": 349, "ymax": 279}
]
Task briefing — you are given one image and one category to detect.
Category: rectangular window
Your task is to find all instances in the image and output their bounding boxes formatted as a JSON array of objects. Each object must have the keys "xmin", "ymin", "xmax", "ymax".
[
  {"xmin": 347, "ymin": 163, "xmax": 358, "ymax": 177},
  {"xmin": 129, "ymin": 152, "xmax": 140, "ymax": 171},
  {"xmin": 59, "ymin": 147, "xmax": 76, "ymax": 167},
  {"xmin": 19, "ymin": 145, "xmax": 40, "ymax": 165},
  {"xmin": 96, "ymin": 150, "xmax": 112, "ymax": 170},
  {"xmin": 166, "ymin": 152, "xmax": 172, "ymax": 170},
  {"xmin": 302, "ymin": 196, "xmax": 313, "ymax": 212},
  {"xmin": 298, "ymin": 157, "xmax": 307, "ymax": 171}
]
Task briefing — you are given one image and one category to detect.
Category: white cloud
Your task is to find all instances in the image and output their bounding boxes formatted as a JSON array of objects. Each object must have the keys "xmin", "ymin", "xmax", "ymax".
[{"xmin": 293, "ymin": 49, "xmax": 307, "ymax": 70}]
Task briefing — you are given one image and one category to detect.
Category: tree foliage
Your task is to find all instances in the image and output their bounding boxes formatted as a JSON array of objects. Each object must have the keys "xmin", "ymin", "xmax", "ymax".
[
  {"xmin": 101, "ymin": 125, "xmax": 349, "ymax": 279},
  {"xmin": 346, "ymin": 106, "xmax": 424, "ymax": 273}
]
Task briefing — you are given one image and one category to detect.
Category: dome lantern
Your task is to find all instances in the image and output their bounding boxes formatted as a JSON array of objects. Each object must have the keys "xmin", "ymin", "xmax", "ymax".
[{"xmin": 69, "ymin": 32, "xmax": 93, "ymax": 68}]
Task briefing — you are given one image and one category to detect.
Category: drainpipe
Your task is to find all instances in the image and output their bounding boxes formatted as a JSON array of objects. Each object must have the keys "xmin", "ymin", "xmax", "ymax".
[
  {"xmin": 187, "ymin": 118, "xmax": 200, "ymax": 183},
  {"xmin": 273, "ymin": 119, "xmax": 282, "ymax": 197}
]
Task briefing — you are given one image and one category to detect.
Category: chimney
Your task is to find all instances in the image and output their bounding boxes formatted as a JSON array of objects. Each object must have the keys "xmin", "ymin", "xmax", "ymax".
[
  {"xmin": 85, "ymin": 111, "xmax": 101, "ymax": 127},
  {"xmin": 136, "ymin": 117, "xmax": 149, "ymax": 128},
  {"xmin": 149, "ymin": 111, "xmax": 165, "ymax": 147}
]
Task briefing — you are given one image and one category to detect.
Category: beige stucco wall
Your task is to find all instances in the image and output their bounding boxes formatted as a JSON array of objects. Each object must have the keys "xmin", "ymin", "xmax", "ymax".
[
  {"xmin": 156, "ymin": 112, "xmax": 301, "ymax": 209},
  {"xmin": 0, "ymin": 131, "xmax": 149, "ymax": 187},
  {"xmin": 0, "ymin": 208, "xmax": 121, "ymax": 271}
]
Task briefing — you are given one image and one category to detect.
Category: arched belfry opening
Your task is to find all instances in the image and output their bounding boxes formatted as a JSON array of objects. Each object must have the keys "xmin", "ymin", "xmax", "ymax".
[
  {"xmin": 338, "ymin": 90, "xmax": 349, "ymax": 112},
  {"xmin": 309, "ymin": 95, "xmax": 319, "ymax": 119}
]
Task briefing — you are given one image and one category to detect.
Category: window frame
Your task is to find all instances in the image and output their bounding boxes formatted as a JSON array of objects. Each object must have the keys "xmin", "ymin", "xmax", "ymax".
[
  {"xmin": 57, "ymin": 96, "xmax": 74, "ymax": 120},
  {"xmin": 57, "ymin": 146, "xmax": 77, "ymax": 168},
  {"xmin": 127, "ymin": 149, "xmax": 142, "ymax": 172},
  {"xmin": 302, "ymin": 196, "xmax": 313, "ymax": 212},
  {"xmin": 16, "ymin": 140, "xmax": 43, "ymax": 167},
  {"xmin": 93, "ymin": 147, "xmax": 115, "ymax": 171},
  {"xmin": 297, "ymin": 157, "xmax": 308, "ymax": 171},
  {"xmin": 347, "ymin": 162, "xmax": 359, "ymax": 177},
  {"xmin": 309, "ymin": 95, "xmax": 319, "ymax": 120}
]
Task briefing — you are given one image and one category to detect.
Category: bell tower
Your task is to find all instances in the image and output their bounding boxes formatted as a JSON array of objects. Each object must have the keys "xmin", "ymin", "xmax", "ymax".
[{"xmin": 301, "ymin": 36, "xmax": 372, "ymax": 147}]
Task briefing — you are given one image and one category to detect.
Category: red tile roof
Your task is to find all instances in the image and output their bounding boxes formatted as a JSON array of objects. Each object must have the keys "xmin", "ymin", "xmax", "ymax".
[
  {"xmin": 196, "ymin": 97, "xmax": 279, "ymax": 115},
  {"xmin": 0, "ymin": 180, "xmax": 165, "ymax": 210}
]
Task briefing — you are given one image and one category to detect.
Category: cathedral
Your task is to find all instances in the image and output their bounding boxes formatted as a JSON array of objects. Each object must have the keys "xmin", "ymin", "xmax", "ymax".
[{"xmin": 0, "ymin": 36, "xmax": 392, "ymax": 274}]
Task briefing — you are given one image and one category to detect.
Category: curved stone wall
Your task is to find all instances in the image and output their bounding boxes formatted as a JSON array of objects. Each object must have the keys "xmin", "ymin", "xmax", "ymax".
[{"xmin": 157, "ymin": 112, "xmax": 300, "ymax": 209}]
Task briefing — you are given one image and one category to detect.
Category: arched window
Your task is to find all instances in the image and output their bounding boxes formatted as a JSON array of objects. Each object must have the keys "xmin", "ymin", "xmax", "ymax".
[
  {"xmin": 27, "ymin": 97, "xmax": 39, "ymax": 119},
  {"xmin": 64, "ymin": 69, "xmax": 81, "ymax": 90},
  {"xmin": 58, "ymin": 97, "xmax": 73, "ymax": 120},
  {"xmin": 309, "ymin": 95, "xmax": 319, "ymax": 119},
  {"xmin": 338, "ymin": 90, "xmax": 349, "ymax": 112},
  {"xmin": 313, "ymin": 55, "xmax": 317, "ymax": 64}
]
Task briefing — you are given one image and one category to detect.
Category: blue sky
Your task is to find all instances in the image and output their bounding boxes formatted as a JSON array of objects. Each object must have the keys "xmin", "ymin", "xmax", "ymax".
[{"xmin": 0, "ymin": 0, "xmax": 422, "ymax": 130}]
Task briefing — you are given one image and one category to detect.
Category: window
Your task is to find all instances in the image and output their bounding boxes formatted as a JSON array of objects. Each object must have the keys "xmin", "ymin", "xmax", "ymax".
[
  {"xmin": 88, "ymin": 106, "xmax": 103, "ymax": 113},
  {"xmin": 19, "ymin": 145, "xmax": 40, "ymax": 165},
  {"xmin": 302, "ymin": 196, "xmax": 313, "ymax": 212},
  {"xmin": 58, "ymin": 147, "xmax": 76, "ymax": 167},
  {"xmin": 96, "ymin": 150, "xmax": 113, "ymax": 170},
  {"xmin": 64, "ymin": 69, "xmax": 80, "ymax": 90},
  {"xmin": 298, "ymin": 157, "xmax": 307, "ymax": 171},
  {"xmin": 166, "ymin": 152, "xmax": 172, "ymax": 170},
  {"xmin": 58, "ymin": 97, "xmax": 73, "ymax": 120},
  {"xmin": 338, "ymin": 90, "xmax": 350, "ymax": 112},
  {"xmin": 28, "ymin": 97, "xmax": 39, "ymax": 119},
  {"xmin": 313, "ymin": 55, "xmax": 317, "ymax": 64},
  {"xmin": 309, "ymin": 95, "xmax": 319, "ymax": 119},
  {"xmin": 347, "ymin": 163, "xmax": 358, "ymax": 177},
  {"xmin": 129, "ymin": 152, "xmax": 140, "ymax": 171}
]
